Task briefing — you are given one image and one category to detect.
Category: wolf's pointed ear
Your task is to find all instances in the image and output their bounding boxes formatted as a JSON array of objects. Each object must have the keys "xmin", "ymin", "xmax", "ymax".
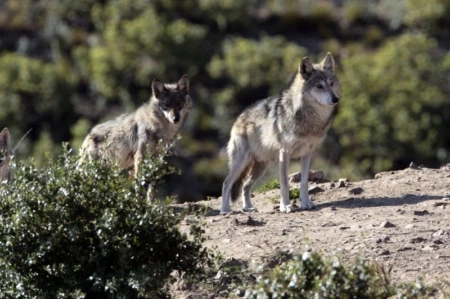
[
  {"xmin": 0, "ymin": 128, "xmax": 10, "ymax": 149},
  {"xmin": 299, "ymin": 57, "xmax": 314, "ymax": 80},
  {"xmin": 152, "ymin": 79, "xmax": 166, "ymax": 98},
  {"xmin": 321, "ymin": 52, "xmax": 335, "ymax": 72},
  {"xmin": 176, "ymin": 75, "xmax": 189, "ymax": 95}
]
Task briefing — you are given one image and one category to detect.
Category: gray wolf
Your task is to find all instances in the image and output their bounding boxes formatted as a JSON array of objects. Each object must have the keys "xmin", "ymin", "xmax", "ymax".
[
  {"xmin": 221, "ymin": 53, "xmax": 340, "ymax": 214},
  {"xmin": 0, "ymin": 127, "xmax": 11, "ymax": 183},
  {"xmin": 78, "ymin": 75, "xmax": 193, "ymax": 192}
]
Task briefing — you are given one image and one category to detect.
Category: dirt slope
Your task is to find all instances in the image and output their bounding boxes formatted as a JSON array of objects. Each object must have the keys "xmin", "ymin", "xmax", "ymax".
[{"xmin": 172, "ymin": 165, "xmax": 450, "ymax": 298}]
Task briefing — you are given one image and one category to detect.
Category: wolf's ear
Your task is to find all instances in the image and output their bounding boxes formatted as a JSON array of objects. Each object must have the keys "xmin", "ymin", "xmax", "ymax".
[
  {"xmin": 299, "ymin": 57, "xmax": 314, "ymax": 80},
  {"xmin": 176, "ymin": 75, "xmax": 189, "ymax": 95},
  {"xmin": 0, "ymin": 128, "xmax": 10, "ymax": 149},
  {"xmin": 152, "ymin": 79, "xmax": 167, "ymax": 98},
  {"xmin": 321, "ymin": 52, "xmax": 335, "ymax": 72}
]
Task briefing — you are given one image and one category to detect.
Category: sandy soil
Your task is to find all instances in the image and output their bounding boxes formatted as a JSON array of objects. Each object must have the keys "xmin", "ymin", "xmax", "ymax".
[{"xmin": 171, "ymin": 165, "xmax": 450, "ymax": 298}]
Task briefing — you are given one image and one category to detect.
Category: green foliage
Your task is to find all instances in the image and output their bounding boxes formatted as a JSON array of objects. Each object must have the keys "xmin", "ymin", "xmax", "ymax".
[
  {"xmin": 209, "ymin": 36, "xmax": 307, "ymax": 94},
  {"xmin": 1, "ymin": 0, "xmax": 450, "ymax": 200},
  {"xmin": 245, "ymin": 251, "xmax": 433, "ymax": 298},
  {"xmin": 335, "ymin": 33, "xmax": 450, "ymax": 174},
  {"xmin": 0, "ymin": 144, "xmax": 215, "ymax": 298},
  {"xmin": 257, "ymin": 180, "xmax": 280, "ymax": 193},
  {"xmin": 405, "ymin": 0, "xmax": 450, "ymax": 31}
]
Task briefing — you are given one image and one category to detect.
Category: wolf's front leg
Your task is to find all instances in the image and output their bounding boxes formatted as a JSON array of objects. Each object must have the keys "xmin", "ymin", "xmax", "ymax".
[
  {"xmin": 300, "ymin": 153, "xmax": 315, "ymax": 210},
  {"xmin": 279, "ymin": 148, "xmax": 293, "ymax": 213}
]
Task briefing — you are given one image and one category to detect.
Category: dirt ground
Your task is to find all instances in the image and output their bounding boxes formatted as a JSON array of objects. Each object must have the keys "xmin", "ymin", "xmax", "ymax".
[{"xmin": 171, "ymin": 164, "xmax": 450, "ymax": 298}]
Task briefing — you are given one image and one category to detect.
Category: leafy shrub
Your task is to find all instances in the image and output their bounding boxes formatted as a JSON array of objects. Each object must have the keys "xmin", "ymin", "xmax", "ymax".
[
  {"xmin": 0, "ymin": 143, "xmax": 215, "ymax": 298},
  {"xmin": 245, "ymin": 251, "xmax": 433, "ymax": 298},
  {"xmin": 336, "ymin": 33, "xmax": 450, "ymax": 174}
]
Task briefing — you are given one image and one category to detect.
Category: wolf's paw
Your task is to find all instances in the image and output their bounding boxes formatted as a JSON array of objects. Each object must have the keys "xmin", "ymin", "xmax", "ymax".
[
  {"xmin": 301, "ymin": 200, "xmax": 316, "ymax": 210},
  {"xmin": 243, "ymin": 206, "xmax": 258, "ymax": 212},
  {"xmin": 280, "ymin": 204, "xmax": 294, "ymax": 213}
]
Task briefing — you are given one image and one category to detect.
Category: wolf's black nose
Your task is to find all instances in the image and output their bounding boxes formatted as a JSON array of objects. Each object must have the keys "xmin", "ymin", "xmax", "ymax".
[
  {"xmin": 173, "ymin": 116, "xmax": 180, "ymax": 123},
  {"xmin": 332, "ymin": 95, "xmax": 339, "ymax": 104}
]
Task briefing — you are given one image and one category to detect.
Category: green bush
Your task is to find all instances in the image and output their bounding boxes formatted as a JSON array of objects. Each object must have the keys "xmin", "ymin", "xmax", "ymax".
[
  {"xmin": 245, "ymin": 251, "xmax": 433, "ymax": 298},
  {"xmin": 0, "ymin": 144, "xmax": 214, "ymax": 298},
  {"xmin": 336, "ymin": 33, "xmax": 450, "ymax": 174}
]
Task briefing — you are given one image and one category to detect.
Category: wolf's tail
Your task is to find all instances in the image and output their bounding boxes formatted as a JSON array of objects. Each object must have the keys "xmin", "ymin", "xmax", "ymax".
[{"xmin": 230, "ymin": 161, "xmax": 252, "ymax": 202}]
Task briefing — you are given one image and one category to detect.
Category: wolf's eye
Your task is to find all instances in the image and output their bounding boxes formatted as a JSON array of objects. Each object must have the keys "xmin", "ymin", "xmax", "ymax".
[
  {"xmin": 329, "ymin": 81, "xmax": 334, "ymax": 87},
  {"xmin": 316, "ymin": 84, "xmax": 323, "ymax": 89}
]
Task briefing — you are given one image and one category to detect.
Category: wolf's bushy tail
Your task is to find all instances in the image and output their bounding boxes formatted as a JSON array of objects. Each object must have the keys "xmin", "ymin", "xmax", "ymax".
[
  {"xmin": 227, "ymin": 134, "xmax": 253, "ymax": 203},
  {"xmin": 230, "ymin": 162, "xmax": 252, "ymax": 202}
]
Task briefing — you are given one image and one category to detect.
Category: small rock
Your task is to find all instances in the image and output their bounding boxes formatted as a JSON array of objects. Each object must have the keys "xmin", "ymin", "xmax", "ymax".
[
  {"xmin": 308, "ymin": 185, "xmax": 324, "ymax": 194},
  {"xmin": 410, "ymin": 237, "xmax": 426, "ymax": 243},
  {"xmin": 433, "ymin": 239, "xmax": 444, "ymax": 245},
  {"xmin": 330, "ymin": 206, "xmax": 337, "ymax": 211},
  {"xmin": 440, "ymin": 163, "xmax": 450, "ymax": 171},
  {"xmin": 442, "ymin": 197, "xmax": 450, "ymax": 201},
  {"xmin": 405, "ymin": 224, "xmax": 416, "ymax": 229},
  {"xmin": 397, "ymin": 246, "xmax": 413, "ymax": 252},
  {"xmin": 437, "ymin": 255, "xmax": 450, "ymax": 259},
  {"xmin": 413, "ymin": 210, "xmax": 430, "ymax": 216},
  {"xmin": 422, "ymin": 245, "xmax": 439, "ymax": 251},
  {"xmin": 378, "ymin": 249, "xmax": 390, "ymax": 256},
  {"xmin": 433, "ymin": 201, "xmax": 448, "ymax": 207},
  {"xmin": 405, "ymin": 267, "xmax": 421, "ymax": 272},
  {"xmin": 337, "ymin": 180, "xmax": 346, "ymax": 188},
  {"xmin": 214, "ymin": 270, "xmax": 225, "ymax": 280},
  {"xmin": 322, "ymin": 222, "xmax": 337, "ymax": 227},
  {"xmin": 234, "ymin": 288, "xmax": 245, "ymax": 297},
  {"xmin": 339, "ymin": 226, "xmax": 350, "ymax": 230},
  {"xmin": 380, "ymin": 221, "xmax": 396, "ymax": 228},
  {"xmin": 329, "ymin": 182, "xmax": 335, "ymax": 188},
  {"xmin": 432, "ymin": 230, "xmax": 445, "ymax": 237},
  {"xmin": 184, "ymin": 215, "xmax": 200, "ymax": 224},
  {"xmin": 349, "ymin": 187, "xmax": 364, "ymax": 195},
  {"xmin": 374, "ymin": 173, "xmax": 382, "ymax": 179},
  {"xmin": 219, "ymin": 290, "xmax": 229, "ymax": 297},
  {"xmin": 409, "ymin": 162, "xmax": 419, "ymax": 169},
  {"xmin": 382, "ymin": 236, "xmax": 391, "ymax": 242},
  {"xmin": 289, "ymin": 170, "xmax": 325, "ymax": 183}
]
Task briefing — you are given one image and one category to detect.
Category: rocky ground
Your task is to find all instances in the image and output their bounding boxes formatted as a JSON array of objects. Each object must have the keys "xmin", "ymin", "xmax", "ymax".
[{"xmin": 171, "ymin": 164, "xmax": 450, "ymax": 298}]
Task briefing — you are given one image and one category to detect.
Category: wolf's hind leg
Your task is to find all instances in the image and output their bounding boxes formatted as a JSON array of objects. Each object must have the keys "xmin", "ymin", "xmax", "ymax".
[{"xmin": 242, "ymin": 160, "xmax": 268, "ymax": 212}]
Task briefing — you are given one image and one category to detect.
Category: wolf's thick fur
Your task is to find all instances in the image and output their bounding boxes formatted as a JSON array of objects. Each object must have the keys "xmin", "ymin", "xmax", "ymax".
[
  {"xmin": 0, "ymin": 128, "xmax": 11, "ymax": 183},
  {"xmin": 221, "ymin": 53, "xmax": 340, "ymax": 214},
  {"xmin": 78, "ymin": 75, "xmax": 193, "ymax": 181}
]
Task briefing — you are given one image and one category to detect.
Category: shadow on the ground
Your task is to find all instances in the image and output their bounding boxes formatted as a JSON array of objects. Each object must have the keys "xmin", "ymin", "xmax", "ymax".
[{"xmin": 316, "ymin": 194, "xmax": 446, "ymax": 210}]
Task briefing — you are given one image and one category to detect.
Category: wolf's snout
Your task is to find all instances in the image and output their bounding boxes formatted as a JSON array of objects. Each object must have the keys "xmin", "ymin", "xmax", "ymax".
[
  {"xmin": 332, "ymin": 95, "xmax": 339, "ymax": 104},
  {"xmin": 173, "ymin": 115, "xmax": 180, "ymax": 123}
]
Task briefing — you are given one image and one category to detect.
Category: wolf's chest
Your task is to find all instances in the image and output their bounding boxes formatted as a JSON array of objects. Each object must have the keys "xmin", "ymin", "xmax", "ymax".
[
  {"xmin": 160, "ymin": 122, "xmax": 182, "ymax": 141},
  {"xmin": 286, "ymin": 134, "xmax": 325, "ymax": 159}
]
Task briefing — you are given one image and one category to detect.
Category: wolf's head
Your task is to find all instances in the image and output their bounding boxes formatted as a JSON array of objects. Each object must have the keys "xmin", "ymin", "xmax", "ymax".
[
  {"xmin": 299, "ymin": 53, "xmax": 340, "ymax": 106},
  {"xmin": 152, "ymin": 75, "xmax": 190, "ymax": 124},
  {"xmin": 0, "ymin": 127, "xmax": 11, "ymax": 183}
]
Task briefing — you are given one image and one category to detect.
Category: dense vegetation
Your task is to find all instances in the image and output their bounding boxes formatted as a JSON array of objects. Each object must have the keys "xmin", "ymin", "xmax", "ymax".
[
  {"xmin": 246, "ymin": 251, "xmax": 433, "ymax": 298},
  {"xmin": 0, "ymin": 144, "xmax": 215, "ymax": 298},
  {"xmin": 1, "ymin": 0, "xmax": 449, "ymax": 200}
]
